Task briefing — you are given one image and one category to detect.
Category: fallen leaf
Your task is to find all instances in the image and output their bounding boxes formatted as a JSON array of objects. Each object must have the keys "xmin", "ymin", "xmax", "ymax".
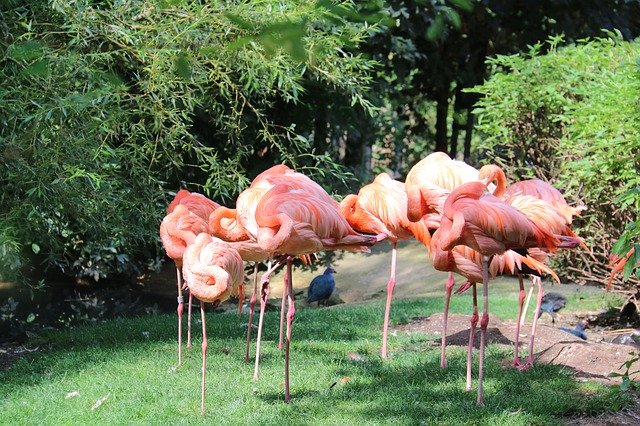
[
  {"xmin": 91, "ymin": 393, "xmax": 110, "ymax": 411},
  {"xmin": 329, "ymin": 376, "xmax": 351, "ymax": 390},
  {"xmin": 65, "ymin": 391, "xmax": 80, "ymax": 399},
  {"xmin": 347, "ymin": 352, "xmax": 364, "ymax": 362}
]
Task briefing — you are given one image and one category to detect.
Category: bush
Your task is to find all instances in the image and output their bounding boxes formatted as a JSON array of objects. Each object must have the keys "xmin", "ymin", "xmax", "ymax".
[
  {"xmin": 470, "ymin": 32, "xmax": 640, "ymax": 290},
  {"xmin": 0, "ymin": 0, "xmax": 378, "ymax": 282}
]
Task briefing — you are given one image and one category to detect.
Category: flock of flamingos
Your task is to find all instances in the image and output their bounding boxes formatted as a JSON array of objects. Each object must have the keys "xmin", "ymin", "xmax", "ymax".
[{"xmin": 160, "ymin": 151, "xmax": 595, "ymax": 414}]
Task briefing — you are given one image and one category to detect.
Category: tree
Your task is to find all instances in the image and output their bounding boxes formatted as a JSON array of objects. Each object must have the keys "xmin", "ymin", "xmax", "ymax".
[
  {"xmin": 0, "ymin": 0, "xmax": 378, "ymax": 281},
  {"xmin": 470, "ymin": 34, "xmax": 640, "ymax": 289},
  {"xmin": 359, "ymin": 0, "xmax": 640, "ymax": 169}
]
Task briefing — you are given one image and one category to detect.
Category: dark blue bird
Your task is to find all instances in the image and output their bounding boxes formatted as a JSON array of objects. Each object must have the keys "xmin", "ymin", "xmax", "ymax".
[
  {"xmin": 559, "ymin": 320, "xmax": 588, "ymax": 340},
  {"xmin": 538, "ymin": 292, "xmax": 566, "ymax": 324},
  {"xmin": 307, "ymin": 267, "xmax": 337, "ymax": 306}
]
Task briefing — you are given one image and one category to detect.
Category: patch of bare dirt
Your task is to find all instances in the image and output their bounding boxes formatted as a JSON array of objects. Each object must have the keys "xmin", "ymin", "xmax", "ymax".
[
  {"xmin": 397, "ymin": 312, "xmax": 639, "ymax": 384},
  {"xmin": 397, "ymin": 312, "xmax": 640, "ymax": 425}
]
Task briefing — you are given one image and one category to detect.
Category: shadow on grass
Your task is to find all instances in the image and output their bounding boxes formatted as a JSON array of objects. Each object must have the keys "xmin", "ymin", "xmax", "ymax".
[
  {"xmin": 278, "ymin": 350, "xmax": 625, "ymax": 424},
  {"xmin": 444, "ymin": 327, "xmax": 514, "ymax": 348}
]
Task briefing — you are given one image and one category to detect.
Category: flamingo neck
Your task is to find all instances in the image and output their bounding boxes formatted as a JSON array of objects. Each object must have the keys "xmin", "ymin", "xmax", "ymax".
[
  {"xmin": 479, "ymin": 165, "xmax": 507, "ymax": 197},
  {"xmin": 209, "ymin": 207, "xmax": 249, "ymax": 241}
]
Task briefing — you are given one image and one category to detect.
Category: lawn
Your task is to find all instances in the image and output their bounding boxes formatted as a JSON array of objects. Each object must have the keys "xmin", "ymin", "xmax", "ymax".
[{"xmin": 0, "ymin": 291, "xmax": 628, "ymax": 425}]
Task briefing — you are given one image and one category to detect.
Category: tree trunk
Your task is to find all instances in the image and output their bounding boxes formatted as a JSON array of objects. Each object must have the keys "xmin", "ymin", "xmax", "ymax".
[
  {"xmin": 449, "ymin": 87, "xmax": 464, "ymax": 158},
  {"xmin": 463, "ymin": 106, "xmax": 474, "ymax": 163},
  {"xmin": 435, "ymin": 88, "xmax": 449, "ymax": 152},
  {"xmin": 345, "ymin": 116, "xmax": 373, "ymax": 186},
  {"xmin": 314, "ymin": 102, "xmax": 328, "ymax": 150}
]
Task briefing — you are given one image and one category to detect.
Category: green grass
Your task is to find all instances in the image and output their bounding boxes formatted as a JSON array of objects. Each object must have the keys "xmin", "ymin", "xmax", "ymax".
[{"xmin": 0, "ymin": 294, "xmax": 628, "ymax": 425}]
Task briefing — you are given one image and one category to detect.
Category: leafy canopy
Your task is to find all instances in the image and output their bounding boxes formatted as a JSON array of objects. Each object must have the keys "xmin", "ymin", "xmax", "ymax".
[
  {"xmin": 471, "ymin": 32, "xmax": 640, "ymax": 286},
  {"xmin": 0, "ymin": 0, "xmax": 380, "ymax": 280}
]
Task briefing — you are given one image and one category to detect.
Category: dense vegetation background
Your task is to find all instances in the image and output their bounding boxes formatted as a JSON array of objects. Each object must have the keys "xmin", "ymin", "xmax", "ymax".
[{"xmin": 1, "ymin": 0, "xmax": 639, "ymax": 294}]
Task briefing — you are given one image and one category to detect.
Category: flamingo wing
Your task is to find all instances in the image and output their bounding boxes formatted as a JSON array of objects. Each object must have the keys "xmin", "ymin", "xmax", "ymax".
[
  {"xmin": 439, "ymin": 181, "xmax": 562, "ymax": 255},
  {"xmin": 168, "ymin": 190, "xmax": 220, "ymax": 220},
  {"xmin": 160, "ymin": 205, "xmax": 210, "ymax": 264}
]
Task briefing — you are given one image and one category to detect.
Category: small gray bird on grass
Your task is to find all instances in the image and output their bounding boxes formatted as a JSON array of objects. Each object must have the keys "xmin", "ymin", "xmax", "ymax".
[
  {"xmin": 307, "ymin": 267, "xmax": 337, "ymax": 306},
  {"xmin": 538, "ymin": 292, "xmax": 567, "ymax": 324},
  {"xmin": 559, "ymin": 320, "xmax": 588, "ymax": 340}
]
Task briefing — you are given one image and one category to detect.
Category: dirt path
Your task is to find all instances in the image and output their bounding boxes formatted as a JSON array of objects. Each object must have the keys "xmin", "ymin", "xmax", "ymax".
[
  {"xmin": 267, "ymin": 240, "xmax": 447, "ymax": 302},
  {"xmin": 267, "ymin": 240, "xmax": 601, "ymax": 302}
]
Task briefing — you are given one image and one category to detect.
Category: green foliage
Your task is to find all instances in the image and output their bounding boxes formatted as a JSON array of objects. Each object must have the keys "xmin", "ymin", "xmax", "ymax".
[
  {"xmin": 361, "ymin": 0, "xmax": 478, "ymax": 174},
  {"xmin": 470, "ymin": 33, "xmax": 640, "ymax": 288},
  {"xmin": 470, "ymin": 35, "xmax": 572, "ymax": 179},
  {"xmin": 0, "ymin": 222, "xmax": 23, "ymax": 281},
  {"xmin": 611, "ymin": 188, "xmax": 640, "ymax": 282},
  {"xmin": 0, "ymin": 0, "xmax": 379, "ymax": 280},
  {"xmin": 610, "ymin": 351, "xmax": 640, "ymax": 392}
]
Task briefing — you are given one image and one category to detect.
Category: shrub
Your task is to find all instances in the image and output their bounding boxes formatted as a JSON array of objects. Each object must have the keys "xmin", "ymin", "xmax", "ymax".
[
  {"xmin": 470, "ymin": 33, "xmax": 640, "ymax": 290},
  {"xmin": 0, "ymin": 0, "xmax": 378, "ymax": 282}
]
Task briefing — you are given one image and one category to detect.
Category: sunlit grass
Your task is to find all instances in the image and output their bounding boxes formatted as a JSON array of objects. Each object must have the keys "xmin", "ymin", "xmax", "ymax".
[{"xmin": 0, "ymin": 295, "xmax": 627, "ymax": 425}]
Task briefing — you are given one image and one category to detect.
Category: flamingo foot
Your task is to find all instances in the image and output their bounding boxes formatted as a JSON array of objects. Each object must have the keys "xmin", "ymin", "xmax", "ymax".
[
  {"xmin": 511, "ymin": 358, "xmax": 522, "ymax": 369},
  {"xmin": 516, "ymin": 361, "xmax": 533, "ymax": 372}
]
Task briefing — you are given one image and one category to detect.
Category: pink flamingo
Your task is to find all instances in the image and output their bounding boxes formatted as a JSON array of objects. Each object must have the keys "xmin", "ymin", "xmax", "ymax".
[
  {"xmin": 159, "ymin": 203, "xmax": 212, "ymax": 365},
  {"xmin": 430, "ymin": 234, "xmax": 559, "ymax": 388},
  {"xmin": 434, "ymin": 181, "xmax": 581, "ymax": 405},
  {"xmin": 253, "ymin": 181, "xmax": 383, "ymax": 402},
  {"xmin": 210, "ymin": 165, "xmax": 360, "ymax": 382},
  {"xmin": 164, "ymin": 190, "xmax": 219, "ymax": 357},
  {"xmin": 182, "ymin": 233, "xmax": 244, "ymax": 415},
  {"xmin": 479, "ymin": 165, "xmax": 588, "ymax": 368},
  {"xmin": 340, "ymin": 172, "xmax": 432, "ymax": 358},
  {"xmin": 405, "ymin": 151, "xmax": 488, "ymax": 368}
]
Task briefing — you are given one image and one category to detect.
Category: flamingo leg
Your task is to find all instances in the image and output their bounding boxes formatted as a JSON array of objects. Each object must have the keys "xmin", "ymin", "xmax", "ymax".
[
  {"xmin": 278, "ymin": 268, "xmax": 290, "ymax": 351},
  {"xmin": 465, "ymin": 282, "xmax": 478, "ymax": 392},
  {"xmin": 440, "ymin": 271, "xmax": 455, "ymax": 368},
  {"xmin": 237, "ymin": 283, "xmax": 245, "ymax": 315},
  {"xmin": 519, "ymin": 279, "xmax": 535, "ymax": 327},
  {"xmin": 525, "ymin": 276, "xmax": 544, "ymax": 369},
  {"xmin": 284, "ymin": 257, "xmax": 295, "ymax": 402},
  {"xmin": 176, "ymin": 267, "xmax": 184, "ymax": 366},
  {"xmin": 512, "ymin": 274, "xmax": 526, "ymax": 367},
  {"xmin": 253, "ymin": 260, "xmax": 282, "ymax": 380},
  {"xmin": 381, "ymin": 242, "xmax": 398, "ymax": 359},
  {"xmin": 200, "ymin": 300, "xmax": 207, "ymax": 415},
  {"xmin": 477, "ymin": 256, "xmax": 490, "ymax": 406},
  {"xmin": 187, "ymin": 291, "xmax": 193, "ymax": 349},
  {"xmin": 244, "ymin": 262, "xmax": 259, "ymax": 363},
  {"xmin": 253, "ymin": 270, "xmax": 271, "ymax": 380}
]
